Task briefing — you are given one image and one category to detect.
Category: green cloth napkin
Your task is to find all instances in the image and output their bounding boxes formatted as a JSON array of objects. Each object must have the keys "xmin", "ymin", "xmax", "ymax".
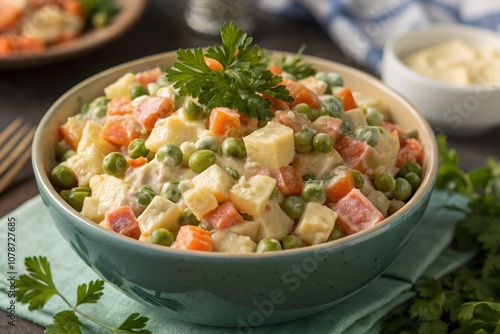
[{"xmin": 0, "ymin": 190, "xmax": 473, "ymax": 334}]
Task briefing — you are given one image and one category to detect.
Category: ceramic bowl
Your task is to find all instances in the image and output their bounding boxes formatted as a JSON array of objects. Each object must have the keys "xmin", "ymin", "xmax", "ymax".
[
  {"xmin": 32, "ymin": 51, "xmax": 438, "ymax": 327},
  {"xmin": 381, "ymin": 24, "xmax": 500, "ymax": 137}
]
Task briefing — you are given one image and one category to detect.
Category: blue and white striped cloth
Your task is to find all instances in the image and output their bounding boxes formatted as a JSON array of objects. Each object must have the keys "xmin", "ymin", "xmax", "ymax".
[{"xmin": 259, "ymin": 0, "xmax": 500, "ymax": 74}]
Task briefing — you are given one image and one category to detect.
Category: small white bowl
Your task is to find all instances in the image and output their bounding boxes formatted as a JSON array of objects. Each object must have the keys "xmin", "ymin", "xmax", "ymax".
[{"xmin": 381, "ymin": 24, "xmax": 500, "ymax": 137}]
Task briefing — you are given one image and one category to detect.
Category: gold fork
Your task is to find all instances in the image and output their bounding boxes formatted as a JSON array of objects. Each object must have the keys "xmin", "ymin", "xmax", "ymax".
[{"xmin": 0, "ymin": 118, "xmax": 36, "ymax": 194}]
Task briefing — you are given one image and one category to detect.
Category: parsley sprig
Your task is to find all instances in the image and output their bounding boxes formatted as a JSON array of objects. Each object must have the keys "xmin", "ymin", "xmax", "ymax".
[
  {"xmin": 383, "ymin": 135, "xmax": 500, "ymax": 334},
  {"xmin": 275, "ymin": 45, "xmax": 316, "ymax": 80},
  {"xmin": 16, "ymin": 256, "xmax": 151, "ymax": 334},
  {"xmin": 166, "ymin": 22, "xmax": 293, "ymax": 120}
]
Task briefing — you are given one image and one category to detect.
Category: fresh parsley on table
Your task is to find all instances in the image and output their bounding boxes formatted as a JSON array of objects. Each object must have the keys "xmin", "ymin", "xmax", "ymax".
[
  {"xmin": 382, "ymin": 135, "xmax": 500, "ymax": 334},
  {"xmin": 16, "ymin": 256, "xmax": 151, "ymax": 334}
]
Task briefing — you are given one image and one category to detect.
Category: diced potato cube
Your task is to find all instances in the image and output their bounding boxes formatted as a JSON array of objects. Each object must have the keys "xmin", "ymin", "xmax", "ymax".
[
  {"xmin": 59, "ymin": 116, "xmax": 87, "ymax": 150},
  {"xmin": 81, "ymin": 174, "xmax": 140, "ymax": 222},
  {"xmin": 243, "ymin": 121, "xmax": 295, "ymax": 170},
  {"xmin": 137, "ymin": 195, "xmax": 182, "ymax": 234},
  {"xmin": 352, "ymin": 91, "xmax": 388, "ymax": 118},
  {"xmin": 342, "ymin": 108, "xmax": 367, "ymax": 129},
  {"xmin": 294, "ymin": 202, "xmax": 337, "ymax": 245},
  {"xmin": 212, "ymin": 230, "xmax": 256, "ymax": 253},
  {"xmin": 104, "ymin": 73, "xmax": 140, "ymax": 99},
  {"xmin": 183, "ymin": 186, "xmax": 218, "ymax": 219},
  {"xmin": 62, "ymin": 144, "xmax": 104, "ymax": 186},
  {"xmin": 299, "ymin": 76, "xmax": 328, "ymax": 95},
  {"xmin": 192, "ymin": 164, "xmax": 235, "ymax": 203},
  {"xmin": 292, "ymin": 149, "xmax": 343, "ymax": 179},
  {"xmin": 145, "ymin": 116, "xmax": 205, "ymax": 152},
  {"xmin": 77, "ymin": 121, "xmax": 118, "ymax": 155},
  {"xmin": 229, "ymin": 175, "xmax": 276, "ymax": 216},
  {"xmin": 255, "ymin": 200, "xmax": 294, "ymax": 242},
  {"xmin": 228, "ymin": 220, "xmax": 260, "ymax": 242}
]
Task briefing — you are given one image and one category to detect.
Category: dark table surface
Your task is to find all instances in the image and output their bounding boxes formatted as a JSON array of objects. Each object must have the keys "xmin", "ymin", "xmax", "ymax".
[{"xmin": 1, "ymin": 0, "xmax": 499, "ymax": 332}]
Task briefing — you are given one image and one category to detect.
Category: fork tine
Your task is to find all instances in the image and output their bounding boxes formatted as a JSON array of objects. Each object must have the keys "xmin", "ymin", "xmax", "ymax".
[
  {"xmin": 0, "ymin": 122, "xmax": 30, "ymax": 162},
  {"xmin": 0, "ymin": 149, "xmax": 32, "ymax": 194},
  {"xmin": 0, "ymin": 126, "xmax": 35, "ymax": 176},
  {"xmin": 0, "ymin": 118, "xmax": 23, "ymax": 144}
]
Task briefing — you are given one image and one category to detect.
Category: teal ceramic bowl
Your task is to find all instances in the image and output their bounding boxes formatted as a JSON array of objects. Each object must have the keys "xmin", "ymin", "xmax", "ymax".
[{"xmin": 32, "ymin": 52, "xmax": 438, "ymax": 327}]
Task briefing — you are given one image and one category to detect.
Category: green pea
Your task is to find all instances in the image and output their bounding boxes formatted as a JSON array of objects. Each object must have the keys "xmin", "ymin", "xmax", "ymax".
[
  {"xmin": 270, "ymin": 187, "xmax": 279, "ymax": 200},
  {"xmin": 318, "ymin": 97, "xmax": 343, "ymax": 118},
  {"xmin": 61, "ymin": 150, "xmax": 76, "ymax": 162},
  {"xmin": 156, "ymin": 144, "xmax": 183, "ymax": 167},
  {"xmin": 393, "ymin": 178, "xmax": 412, "ymax": 201},
  {"xmin": 55, "ymin": 140, "xmax": 72, "ymax": 161},
  {"xmin": 374, "ymin": 173, "xmax": 396, "ymax": 193},
  {"xmin": 198, "ymin": 220, "xmax": 213, "ymax": 231},
  {"xmin": 91, "ymin": 11, "xmax": 110, "ymax": 28},
  {"xmin": 138, "ymin": 186, "xmax": 155, "ymax": 209},
  {"xmin": 327, "ymin": 224, "xmax": 345, "ymax": 241},
  {"xmin": 179, "ymin": 209, "xmax": 200, "ymax": 226},
  {"xmin": 222, "ymin": 138, "xmax": 247, "ymax": 159},
  {"xmin": 352, "ymin": 170, "xmax": 364, "ymax": 189},
  {"xmin": 294, "ymin": 127, "xmax": 315, "ymax": 153},
  {"xmin": 365, "ymin": 107, "xmax": 384, "ymax": 126},
  {"xmin": 128, "ymin": 138, "xmax": 150, "ymax": 159},
  {"xmin": 189, "ymin": 149, "xmax": 216, "ymax": 173},
  {"xmin": 281, "ymin": 196, "xmax": 306, "ymax": 219},
  {"xmin": 256, "ymin": 238, "xmax": 282, "ymax": 252},
  {"xmin": 80, "ymin": 102, "xmax": 90, "ymax": 114},
  {"xmin": 59, "ymin": 187, "xmax": 91, "ymax": 212},
  {"xmin": 102, "ymin": 152, "xmax": 128, "ymax": 176},
  {"xmin": 50, "ymin": 165, "xmax": 75, "ymax": 189},
  {"xmin": 195, "ymin": 136, "xmax": 219, "ymax": 152},
  {"xmin": 405, "ymin": 172, "xmax": 422, "ymax": 192},
  {"xmin": 293, "ymin": 103, "xmax": 312, "ymax": 120},
  {"xmin": 130, "ymin": 85, "xmax": 149, "ymax": 100},
  {"xmin": 312, "ymin": 133, "xmax": 333, "ymax": 153},
  {"xmin": 301, "ymin": 182, "xmax": 326, "ymax": 204},
  {"xmin": 367, "ymin": 190, "xmax": 390, "ymax": 217},
  {"xmin": 353, "ymin": 126, "xmax": 380, "ymax": 147},
  {"xmin": 89, "ymin": 105, "xmax": 107, "ymax": 119},
  {"xmin": 399, "ymin": 162, "xmax": 422, "ymax": 177},
  {"xmin": 315, "ymin": 72, "xmax": 343, "ymax": 93},
  {"xmin": 91, "ymin": 97, "xmax": 111, "ymax": 108},
  {"xmin": 282, "ymin": 235, "xmax": 306, "ymax": 250},
  {"xmin": 151, "ymin": 228, "xmax": 174, "ymax": 246},
  {"xmin": 223, "ymin": 166, "xmax": 240, "ymax": 180},
  {"xmin": 388, "ymin": 200, "xmax": 406, "ymax": 216},
  {"xmin": 183, "ymin": 100, "xmax": 204, "ymax": 120},
  {"xmin": 161, "ymin": 181, "xmax": 181, "ymax": 202},
  {"xmin": 302, "ymin": 173, "xmax": 316, "ymax": 181}
]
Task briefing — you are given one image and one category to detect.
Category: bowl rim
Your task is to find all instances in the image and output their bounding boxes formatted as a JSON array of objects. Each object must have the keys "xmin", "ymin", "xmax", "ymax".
[
  {"xmin": 383, "ymin": 23, "xmax": 500, "ymax": 92},
  {"xmin": 33, "ymin": 50, "xmax": 439, "ymax": 260}
]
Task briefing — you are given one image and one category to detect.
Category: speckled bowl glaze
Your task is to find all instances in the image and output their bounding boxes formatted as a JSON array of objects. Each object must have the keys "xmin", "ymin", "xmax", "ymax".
[{"xmin": 33, "ymin": 52, "xmax": 438, "ymax": 327}]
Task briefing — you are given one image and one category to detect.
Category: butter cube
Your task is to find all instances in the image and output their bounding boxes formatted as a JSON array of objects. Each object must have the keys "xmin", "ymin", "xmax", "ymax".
[
  {"xmin": 229, "ymin": 175, "xmax": 276, "ymax": 216},
  {"xmin": 243, "ymin": 121, "xmax": 294, "ymax": 169},
  {"xmin": 294, "ymin": 202, "xmax": 337, "ymax": 244},
  {"xmin": 182, "ymin": 186, "xmax": 218, "ymax": 219}
]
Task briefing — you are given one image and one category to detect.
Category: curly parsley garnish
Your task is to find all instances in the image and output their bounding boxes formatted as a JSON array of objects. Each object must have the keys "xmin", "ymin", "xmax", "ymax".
[
  {"xmin": 383, "ymin": 135, "xmax": 500, "ymax": 334},
  {"xmin": 166, "ymin": 22, "xmax": 293, "ymax": 120},
  {"xmin": 16, "ymin": 256, "xmax": 151, "ymax": 334}
]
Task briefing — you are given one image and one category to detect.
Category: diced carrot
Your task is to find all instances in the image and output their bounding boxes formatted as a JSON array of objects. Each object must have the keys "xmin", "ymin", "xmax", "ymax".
[
  {"xmin": 61, "ymin": 0, "xmax": 84, "ymax": 16},
  {"xmin": 59, "ymin": 117, "xmax": 87, "ymax": 150},
  {"xmin": 127, "ymin": 156, "xmax": 148, "ymax": 168},
  {"xmin": 0, "ymin": 36, "xmax": 12, "ymax": 55},
  {"xmin": 396, "ymin": 138, "xmax": 422, "ymax": 168},
  {"xmin": 335, "ymin": 87, "xmax": 357, "ymax": 111},
  {"xmin": 132, "ymin": 96, "xmax": 174, "ymax": 131},
  {"xmin": 100, "ymin": 115, "xmax": 143, "ymax": 147},
  {"xmin": 334, "ymin": 134, "xmax": 376, "ymax": 174},
  {"xmin": 209, "ymin": 107, "xmax": 241, "ymax": 135},
  {"xmin": 312, "ymin": 116, "xmax": 343, "ymax": 141},
  {"xmin": 0, "ymin": 3, "xmax": 23, "ymax": 32},
  {"xmin": 9, "ymin": 35, "xmax": 44, "ymax": 53},
  {"xmin": 325, "ymin": 168, "xmax": 355, "ymax": 203},
  {"xmin": 204, "ymin": 56, "xmax": 222, "ymax": 71},
  {"xmin": 281, "ymin": 78, "xmax": 321, "ymax": 109},
  {"xmin": 271, "ymin": 166, "xmax": 304, "ymax": 196},
  {"xmin": 263, "ymin": 95, "xmax": 291, "ymax": 112},
  {"xmin": 135, "ymin": 67, "xmax": 163, "ymax": 86},
  {"xmin": 332, "ymin": 188, "xmax": 384, "ymax": 235},
  {"xmin": 204, "ymin": 201, "xmax": 243, "ymax": 230},
  {"xmin": 175, "ymin": 225, "xmax": 213, "ymax": 251},
  {"xmin": 104, "ymin": 206, "xmax": 140, "ymax": 239},
  {"xmin": 268, "ymin": 65, "xmax": 283, "ymax": 76},
  {"xmin": 272, "ymin": 109, "xmax": 311, "ymax": 133},
  {"xmin": 107, "ymin": 96, "xmax": 134, "ymax": 116}
]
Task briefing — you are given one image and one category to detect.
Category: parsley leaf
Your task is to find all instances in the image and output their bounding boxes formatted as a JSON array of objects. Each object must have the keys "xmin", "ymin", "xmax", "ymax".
[
  {"xmin": 276, "ymin": 45, "xmax": 316, "ymax": 80},
  {"xmin": 16, "ymin": 256, "xmax": 151, "ymax": 334},
  {"xmin": 166, "ymin": 22, "xmax": 293, "ymax": 120}
]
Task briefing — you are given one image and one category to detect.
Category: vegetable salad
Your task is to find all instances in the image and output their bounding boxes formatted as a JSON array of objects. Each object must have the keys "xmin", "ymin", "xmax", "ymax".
[{"xmin": 50, "ymin": 23, "xmax": 423, "ymax": 253}]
